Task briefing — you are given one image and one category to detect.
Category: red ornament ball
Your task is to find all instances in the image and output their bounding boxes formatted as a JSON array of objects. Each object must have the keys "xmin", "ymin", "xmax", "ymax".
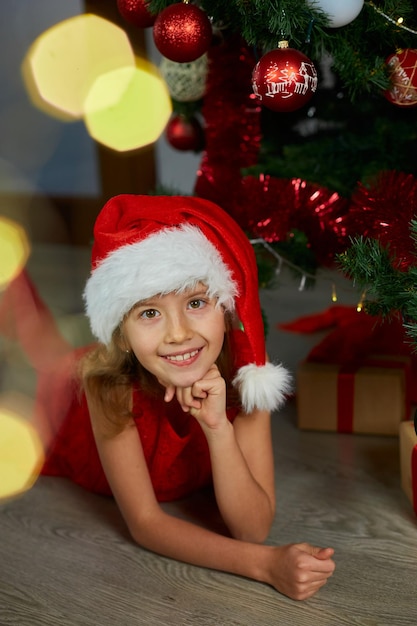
[
  {"xmin": 252, "ymin": 43, "xmax": 318, "ymax": 113},
  {"xmin": 117, "ymin": 0, "xmax": 156, "ymax": 28},
  {"xmin": 153, "ymin": 3, "xmax": 212, "ymax": 63},
  {"xmin": 384, "ymin": 48, "xmax": 417, "ymax": 107},
  {"xmin": 166, "ymin": 114, "xmax": 205, "ymax": 151}
]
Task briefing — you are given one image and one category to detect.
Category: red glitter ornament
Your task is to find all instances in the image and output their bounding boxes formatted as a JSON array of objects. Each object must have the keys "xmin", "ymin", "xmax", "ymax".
[
  {"xmin": 166, "ymin": 114, "xmax": 205, "ymax": 151},
  {"xmin": 384, "ymin": 48, "xmax": 417, "ymax": 107},
  {"xmin": 252, "ymin": 41, "xmax": 318, "ymax": 113},
  {"xmin": 153, "ymin": 2, "xmax": 212, "ymax": 63},
  {"xmin": 117, "ymin": 0, "xmax": 156, "ymax": 28}
]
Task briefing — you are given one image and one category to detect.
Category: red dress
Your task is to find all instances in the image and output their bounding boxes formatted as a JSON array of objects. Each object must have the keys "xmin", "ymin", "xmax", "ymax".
[
  {"xmin": 0, "ymin": 271, "xmax": 239, "ymax": 502},
  {"xmin": 40, "ymin": 348, "xmax": 238, "ymax": 502}
]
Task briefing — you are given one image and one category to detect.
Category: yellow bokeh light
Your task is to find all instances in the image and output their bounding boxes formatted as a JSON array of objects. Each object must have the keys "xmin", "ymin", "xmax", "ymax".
[
  {"xmin": 84, "ymin": 58, "xmax": 172, "ymax": 152},
  {"xmin": 0, "ymin": 217, "xmax": 30, "ymax": 290},
  {"xmin": 22, "ymin": 13, "xmax": 135, "ymax": 120},
  {"xmin": 0, "ymin": 406, "xmax": 44, "ymax": 500}
]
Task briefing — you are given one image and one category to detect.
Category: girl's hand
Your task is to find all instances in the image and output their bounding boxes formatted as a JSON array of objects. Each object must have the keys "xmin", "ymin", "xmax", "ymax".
[
  {"xmin": 267, "ymin": 543, "xmax": 336, "ymax": 601},
  {"xmin": 164, "ymin": 365, "xmax": 227, "ymax": 430}
]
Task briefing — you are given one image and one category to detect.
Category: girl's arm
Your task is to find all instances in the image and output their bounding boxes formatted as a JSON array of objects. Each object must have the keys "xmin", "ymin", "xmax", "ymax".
[
  {"xmin": 204, "ymin": 407, "xmax": 276, "ymax": 543},
  {"xmin": 90, "ymin": 410, "xmax": 335, "ymax": 601},
  {"xmin": 173, "ymin": 365, "xmax": 275, "ymax": 542}
]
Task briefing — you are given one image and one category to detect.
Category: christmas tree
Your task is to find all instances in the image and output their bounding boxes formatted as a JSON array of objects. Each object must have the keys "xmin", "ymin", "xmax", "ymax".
[{"xmin": 118, "ymin": 1, "xmax": 417, "ymax": 330}]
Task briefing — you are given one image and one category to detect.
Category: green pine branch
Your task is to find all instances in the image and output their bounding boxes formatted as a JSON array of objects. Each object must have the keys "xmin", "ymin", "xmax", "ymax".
[{"xmin": 338, "ymin": 220, "xmax": 417, "ymax": 346}]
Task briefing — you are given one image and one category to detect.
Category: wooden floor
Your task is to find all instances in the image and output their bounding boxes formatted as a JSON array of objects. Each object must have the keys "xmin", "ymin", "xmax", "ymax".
[
  {"xmin": 1, "ymin": 399, "xmax": 416, "ymax": 626},
  {"xmin": 1, "ymin": 244, "xmax": 416, "ymax": 625}
]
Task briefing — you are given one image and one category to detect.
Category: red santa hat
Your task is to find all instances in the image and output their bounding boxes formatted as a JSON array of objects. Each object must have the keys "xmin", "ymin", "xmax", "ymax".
[{"xmin": 84, "ymin": 194, "xmax": 291, "ymax": 413}]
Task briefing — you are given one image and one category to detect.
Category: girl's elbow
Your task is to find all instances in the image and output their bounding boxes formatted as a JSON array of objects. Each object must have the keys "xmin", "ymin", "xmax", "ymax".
[
  {"xmin": 231, "ymin": 516, "xmax": 273, "ymax": 544},
  {"xmin": 129, "ymin": 525, "xmax": 146, "ymax": 547},
  {"xmin": 129, "ymin": 523, "xmax": 165, "ymax": 552},
  {"xmin": 125, "ymin": 509, "xmax": 164, "ymax": 548}
]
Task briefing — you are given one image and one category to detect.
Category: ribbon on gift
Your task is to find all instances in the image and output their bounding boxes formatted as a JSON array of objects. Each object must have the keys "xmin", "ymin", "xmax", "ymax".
[{"xmin": 336, "ymin": 358, "xmax": 411, "ymax": 433}]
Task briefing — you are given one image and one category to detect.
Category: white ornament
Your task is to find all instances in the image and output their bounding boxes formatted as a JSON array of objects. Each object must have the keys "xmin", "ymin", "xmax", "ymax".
[
  {"xmin": 159, "ymin": 54, "xmax": 208, "ymax": 102},
  {"xmin": 308, "ymin": 0, "xmax": 364, "ymax": 28}
]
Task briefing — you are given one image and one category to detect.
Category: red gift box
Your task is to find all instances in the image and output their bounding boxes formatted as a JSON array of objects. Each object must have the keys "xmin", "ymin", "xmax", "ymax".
[
  {"xmin": 296, "ymin": 355, "xmax": 410, "ymax": 434},
  {"xmin": 281, "ymin": 306, "xmax": 415, "ymax": 434}
]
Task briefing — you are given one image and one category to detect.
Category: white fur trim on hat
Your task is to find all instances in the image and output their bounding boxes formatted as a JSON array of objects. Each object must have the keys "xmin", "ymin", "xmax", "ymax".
[
  {"xmin": 232, "ymin": 362, "xmax": 292, "ymax": 413},
  {"xmin": 84, "ymin": 225, "xmax": 238, "ymax": 345}
]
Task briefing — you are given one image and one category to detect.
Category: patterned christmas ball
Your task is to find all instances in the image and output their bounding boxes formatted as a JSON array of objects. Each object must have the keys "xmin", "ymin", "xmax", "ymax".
[
  {"xmin": 117, "ymin": 0, "xmax": 156, "ymax": 28},
  {"xmin": 153, "ymin": 3, "xmax": 212, "ymax": 63},
  {"xmin": 384, "ymin": 48, "xmax": 417, "ymax": 107},
  {"xmin": 252, "ymin": 42, "xmax": 318, "ymax": 113},
  {"xmin": 160, "ymin": 54, "xmax": 208, "ymax": 102},
  {"xmin": 165, "ymin": 114, "xmax": 205, "ymax": 151}
]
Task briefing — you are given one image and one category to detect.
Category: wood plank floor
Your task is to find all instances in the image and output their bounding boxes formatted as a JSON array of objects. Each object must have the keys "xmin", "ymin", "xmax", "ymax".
[
  {"xmin": 1, "ymin": 245, "xmax": 416, "ymax": 625},
  {"xmin": 1, "ymin": 400, "xmax": 416, "ymax": 626}
]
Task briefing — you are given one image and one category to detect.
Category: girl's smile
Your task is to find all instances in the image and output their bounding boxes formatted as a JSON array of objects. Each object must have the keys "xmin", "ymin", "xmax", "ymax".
[
  {"xmin": 123, "ymin": 284, "xmax": 226, "ymax": 389},
  {"xmin": 162, "ymin": 347, "xmax": 202, "ymax": 364}
]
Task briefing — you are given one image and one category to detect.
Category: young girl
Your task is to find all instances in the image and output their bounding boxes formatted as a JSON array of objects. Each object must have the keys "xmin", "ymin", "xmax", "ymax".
[{"xmin": 39, "ymin": 194, "xmax": 335, "ymax": 600}]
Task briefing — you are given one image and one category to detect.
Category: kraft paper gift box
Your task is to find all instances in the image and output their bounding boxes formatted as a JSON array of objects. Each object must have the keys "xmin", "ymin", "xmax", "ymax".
[
  {"xmin": 399, "ymin": 420, "xmax": 417, "ymax": 515},
  {"xmin": 296, "ymin": 356, "xmax": 410, "ymax": 435}
]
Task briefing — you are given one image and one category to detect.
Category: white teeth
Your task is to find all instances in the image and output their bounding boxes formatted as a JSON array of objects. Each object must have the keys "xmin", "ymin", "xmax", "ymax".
[{"xmin": 165, "ymin": 349, "xmax": 198, "ymax": 362}]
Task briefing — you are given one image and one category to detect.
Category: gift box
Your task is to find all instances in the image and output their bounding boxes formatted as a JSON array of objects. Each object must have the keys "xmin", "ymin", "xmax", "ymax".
[
  {"xmin": 296, "ymin": 355, "xmax": 411, "ymax": 435},
  {"xmin": 399, "ymin": 420, "xmax": 417, "ymax": 515}
]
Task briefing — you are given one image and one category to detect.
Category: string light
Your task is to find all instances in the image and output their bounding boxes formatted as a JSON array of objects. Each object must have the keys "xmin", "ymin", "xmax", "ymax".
[
  {"xmin": 356, "ymin": 290, "xmax": 367, "ymax": 312},
  {"xmin": 366, "ymin": 1, "xmax": 417, "ymax": 35},
  {"xmin": 250, "ymin": 238, "xmax": 357, "ymax": 303},
  {"xmin": 251, "ymin": 238, "xmax": 317, "ymax": 281}
]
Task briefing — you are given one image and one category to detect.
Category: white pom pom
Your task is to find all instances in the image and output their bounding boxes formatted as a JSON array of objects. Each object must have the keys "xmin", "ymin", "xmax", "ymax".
[{"xmin": 232, "ymin": 362, "xmax": 292, "ymax": 413}]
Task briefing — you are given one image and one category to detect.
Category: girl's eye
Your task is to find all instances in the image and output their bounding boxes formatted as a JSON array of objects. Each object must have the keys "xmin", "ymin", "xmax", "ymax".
[
  {"xmin": 188, "ymin": 299, "xmax": 206, "ymax": 310},
  {"xmin": 140, "ymin": 309, "xmax": 159, "ymax": 319}
]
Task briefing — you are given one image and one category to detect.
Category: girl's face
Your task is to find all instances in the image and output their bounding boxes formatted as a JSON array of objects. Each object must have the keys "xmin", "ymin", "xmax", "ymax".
[{"xmin": 123, "ymin": 283, "xmax": 226, "ymax": 390}]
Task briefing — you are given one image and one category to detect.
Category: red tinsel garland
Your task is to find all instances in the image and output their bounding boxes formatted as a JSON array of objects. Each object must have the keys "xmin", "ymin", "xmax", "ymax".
[
  {"xmin": 233, "ymin": 175, "xmax": 350, "ymax": 266},
  {"xmin": 194, "ymin": 35, "xmax": 262, "ymax": 217},
  {"xmin": 344, "ymin": 170, "xmax": 417, "ymax": 270}
]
